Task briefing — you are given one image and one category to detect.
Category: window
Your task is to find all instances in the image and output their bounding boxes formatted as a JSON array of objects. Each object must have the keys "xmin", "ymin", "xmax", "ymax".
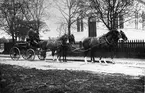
[
  {"xmin": 77, "ymin": 17, "xmax": 83, "ymax": 32},
  {"xmin": 119, "ymin": 14, "xmax": 124, "ymax": 29}
]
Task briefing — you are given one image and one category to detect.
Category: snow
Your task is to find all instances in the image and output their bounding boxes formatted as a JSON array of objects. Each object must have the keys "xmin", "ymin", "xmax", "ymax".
[{"xmin": 0, "ymin": 57, "xmax": 145, "ymax": 76}]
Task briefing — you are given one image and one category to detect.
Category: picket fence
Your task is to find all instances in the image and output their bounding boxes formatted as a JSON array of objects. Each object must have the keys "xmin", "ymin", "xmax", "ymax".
[
  {"xmin": 0, "ymin": 40, "xmax": 145, "ymax": 58},
  {"xmin": 73, "ymin": 40, "xmax": 145, "ymax": 58},
  {"xmin": 117, "ymin": 40, "xmax": 145, "ymax": 58}
]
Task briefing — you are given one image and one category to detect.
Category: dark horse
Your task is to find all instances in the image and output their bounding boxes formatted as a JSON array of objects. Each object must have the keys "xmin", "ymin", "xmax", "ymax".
[
  {"xmin": 82, "ymin": 30, "xmax": 127, "ymax": 63},
  {"xmin": 56, "ymin": 34, "xmax": 75, "ymax": 62},
  {"xmin": 39, "ymin": 34, "xmax": 75, "ymax": 62}
]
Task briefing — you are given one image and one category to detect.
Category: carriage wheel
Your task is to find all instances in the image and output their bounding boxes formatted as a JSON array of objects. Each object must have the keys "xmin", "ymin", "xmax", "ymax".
[
  {"xmin": 37, "ymin": 48, "xmax": 46, "ymax": 60},
  {"xmin": 26, "ymin": 49, "xmax": 35, "ymax": 61},
  {"xmin": 10, "ymin": 47, "xmax": 20, "ymax": 61},
  {"xmin": 21, "ymin": 49, "xmax": 28, "ymax": 60}
]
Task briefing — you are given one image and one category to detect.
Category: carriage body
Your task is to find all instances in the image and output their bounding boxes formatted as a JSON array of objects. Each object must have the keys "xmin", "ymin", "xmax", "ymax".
[{"xmin": 9, "ymin": 41, "xmax": 45, "ymax": 61}]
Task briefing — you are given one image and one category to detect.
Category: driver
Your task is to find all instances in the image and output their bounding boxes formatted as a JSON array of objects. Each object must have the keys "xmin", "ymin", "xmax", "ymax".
[{"xmin": 27, "ymin": 28, "xmax": 40, "ymax": 47}]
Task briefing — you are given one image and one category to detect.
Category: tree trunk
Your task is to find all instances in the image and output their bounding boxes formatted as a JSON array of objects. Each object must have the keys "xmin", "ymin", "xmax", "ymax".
[
  {"xmin": 12, "ymin": 32, "xmax": 15, "ymax": 43},
  {"xmin": 68, "ymin": 24, "xmax": 71, "ymax": 35},
  {"xmin": 10, "ymin": 25, "xmax": 15, "ymax": 43}
]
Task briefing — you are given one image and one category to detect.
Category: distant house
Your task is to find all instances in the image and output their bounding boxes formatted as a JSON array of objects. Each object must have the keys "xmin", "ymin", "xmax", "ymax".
[
  {"xmin": 42, "ymin": 0, "xmax": 145, "ymax": 41},
  {"xmin": 72, "ymin": 0, "xmax": 145, "ymax": 41}
]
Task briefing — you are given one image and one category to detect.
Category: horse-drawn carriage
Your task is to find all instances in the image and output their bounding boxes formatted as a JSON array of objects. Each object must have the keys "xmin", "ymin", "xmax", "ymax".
[
  {"xmin": 9, "ymin": 41, "xmax": 45, "ymax": 61},
  {"xmin": 9, "ymin": 29, "xmax": 128, "ymax": 63},
  {"xmin": 9, "ymin": 33, "xmax": 75, "ymax": 61},
  {"xmin": 9, "ymin": 29, "xmax": 45, "ymax": 61}
]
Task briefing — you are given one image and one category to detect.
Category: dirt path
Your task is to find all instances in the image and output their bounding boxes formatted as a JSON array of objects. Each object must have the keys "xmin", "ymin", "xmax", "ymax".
[{"xmin": 0, "ymin": 56, "xmax": 145, "ymax": 76}]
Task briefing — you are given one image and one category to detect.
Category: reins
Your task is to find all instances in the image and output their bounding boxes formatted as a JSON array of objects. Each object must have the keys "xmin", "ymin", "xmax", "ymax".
[
  {"xmin": 105, "ymin": 37, "xmax": 111, "ymax": 45},
  {"xmin": 70, "ymin": 36, "xmax": 113, "ymax": 53}
]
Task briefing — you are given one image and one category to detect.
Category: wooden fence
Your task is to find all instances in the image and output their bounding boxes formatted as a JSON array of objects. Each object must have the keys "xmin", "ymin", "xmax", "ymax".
[
  {"xmin": 117, "ymin": 40, "xmax": 145, "ymax": 58},
  {"xmin": 0, "ymin": 40, "xmax": 145, "ymax": 58},
  {"xmin": 72, "ymin": 40, "xmax": 145, "ymax": 58}
]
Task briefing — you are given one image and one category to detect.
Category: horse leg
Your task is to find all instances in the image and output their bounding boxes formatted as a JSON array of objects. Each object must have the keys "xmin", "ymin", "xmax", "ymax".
[
  {"xmin": 90, "ymin": 49, "xmax": 95, "ymax": 63},
  {"xmin": 110, "ymin": 51, "xmax": 115, "ymax": 64},
  {"xmin": 57, "ymin": 54, "xmax": 61, "ymax": 62},
  {"xmin": 92, "ymin": 49, "xmax": 96, "ymax": 63},
  {"xmin": 62, "ymin": 47, "xmax": 64, "ymax": 62},
  {"xmin": 103, "ymin": 52, "xmax": 108, "ymax": 64},
  {"xmin": 64, "ymin": 49, "xmax": 67, "ymax": 62},
  {"xmin": 103, "ymin": 59, "xmax": 107, "ymax": 64},
  {"xmin": 43, "ymin": 50, "xmax": 46, "ymax": 60},
  {"xmin": 84, "ymin": 50, "xmax": 88, "ymax": 63},
  {"xmin": 52, "ymin": 50, "xmax": 55, "ymax": 61},
  {"xmin": 56, "ymin": 51, "xmax": 59, "ymax": 62},
  {"xmin": 63, "ymin": 51, "xmax": 65, "ymax": 62},
  {"xmin": 64, "ymin": 47, "xmax": 67, "ymax": 62},
  {"xmin": 59, "ymin": 51, "xmax": 62, "ymax": 62},
  {"xmin": 56, "ymin": 48, "xmax": 61, "ymax": 62},
  {"xmin": 90, "ymin": 49, "xmax": 93, "ymax": 62},
  {"xmin": 64, "ymin": 54, "xmax": 67, "ymax": 62},
  {"xmin": 99, "ymin": 56, "xmax": 102, "ymax": 63},
  {"xmin": 57, "ymin": 52, "xmax": 62, "ymax": 62},
  {"xmin": 93, "ymin": 56, "xmax": 95, "ymax": 63}
]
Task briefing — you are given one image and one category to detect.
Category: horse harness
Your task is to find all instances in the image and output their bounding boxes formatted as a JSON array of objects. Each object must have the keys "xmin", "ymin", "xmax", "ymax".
[{"xmin": 89, "ymin": 35, "xmax": 115, "ymax": 49}]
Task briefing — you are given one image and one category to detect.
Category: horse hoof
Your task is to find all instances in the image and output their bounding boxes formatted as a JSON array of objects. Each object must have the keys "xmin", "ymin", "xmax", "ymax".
[
  {"xmin": 57, "ymin": 60, "xmax": 60, "ymax": 62},
  {"xmin": 85, "ymin": 61, "xmax": 88, "ymax": 64},
  {"xmin": 112, "ymin": 62, "xmax": 115, "ymax": 64},
  {"xmin": 99, "ymin": 61, "xmax": 101, "ymax": 63}
]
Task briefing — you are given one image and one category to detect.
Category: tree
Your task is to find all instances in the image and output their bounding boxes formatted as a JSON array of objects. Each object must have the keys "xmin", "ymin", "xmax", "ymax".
[
  {"xmin": 13, "ymin": 18, "xmax": 48, "ymax": 41},
  {"xmin": 136, "ymin": 0, "xmax": 145, "ymax": 29},
  {"xmin": 141, "ymin": 11, "xmax": 145, "ymax": 29},
  {"xmin": 0, "ymin": 0, "xmax": 50, "ymax": 42},
  {"xmin": 0, "ymin": 0, "xmax": 22, "ymax": 42},
  {"xmin": 89, "ymin": 0, "xmax": 135, "ymax": 30},
  {"xmin": 54, "ymin": 0, "xmax": 88, "ymax": 35},
  {"xmin": 20, "ymin": 0, "xmax": 50, "ymax": 34}
]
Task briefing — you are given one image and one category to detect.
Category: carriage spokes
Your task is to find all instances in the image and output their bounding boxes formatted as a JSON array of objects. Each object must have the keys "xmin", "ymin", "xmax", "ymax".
[
  {"xmin": 37, "ymin": 48, "xmax": 46, "ymax": 60},
  {"xmin": 10, "ymin": 47, "xmax": 20, "ymax": 61}
]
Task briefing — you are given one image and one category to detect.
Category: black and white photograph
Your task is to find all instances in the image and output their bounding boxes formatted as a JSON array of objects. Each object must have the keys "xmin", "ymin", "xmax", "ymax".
[{"xmin": 0, "ymin": 0, "xmax": 145, "ymax": 93}]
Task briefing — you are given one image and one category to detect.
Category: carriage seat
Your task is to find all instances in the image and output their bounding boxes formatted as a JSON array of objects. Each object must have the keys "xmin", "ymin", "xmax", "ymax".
[{"xmin": 26, "ymin": 38, "xmax": 40, "ymax": 48}]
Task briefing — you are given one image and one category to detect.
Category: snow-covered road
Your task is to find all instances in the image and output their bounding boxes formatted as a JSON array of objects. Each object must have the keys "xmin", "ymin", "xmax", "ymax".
[{"xmin": 0, "ymin": 56, "xmax": 145, "ymax": 76}]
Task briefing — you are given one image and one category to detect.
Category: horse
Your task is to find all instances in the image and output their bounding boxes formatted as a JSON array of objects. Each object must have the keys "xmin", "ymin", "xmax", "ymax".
[
  {"xmin": 56, "ymin": 34, "xmax": 75, "ymax": 62},
  {"xmin": 82, "ymin": 30, "xmax": 128, "ymax": 64},
  {"xmin": 38, "ymin": 34, "xmax": 75, "ymax": 62}
]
